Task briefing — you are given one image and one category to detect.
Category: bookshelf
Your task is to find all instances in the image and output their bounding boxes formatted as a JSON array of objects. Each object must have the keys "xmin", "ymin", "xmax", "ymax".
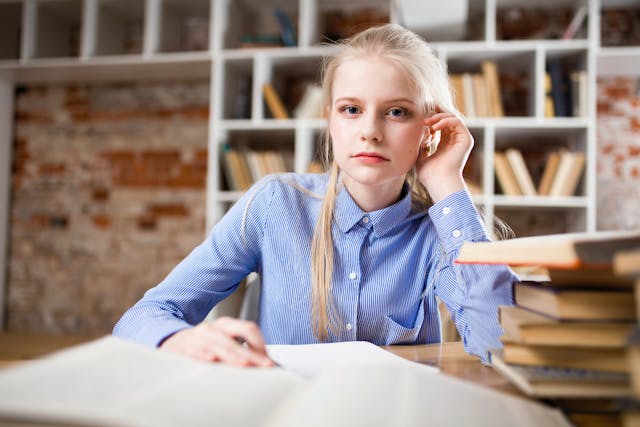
[{"xmin": 0, "ymin": 0, "xmax": 639, "ymax": 309}]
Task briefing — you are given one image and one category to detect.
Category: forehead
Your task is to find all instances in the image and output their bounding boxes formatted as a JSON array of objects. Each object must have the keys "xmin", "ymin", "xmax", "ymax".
[{"xmin": 332, "ymin": 56, "xmax": 419, "ymax": 102}]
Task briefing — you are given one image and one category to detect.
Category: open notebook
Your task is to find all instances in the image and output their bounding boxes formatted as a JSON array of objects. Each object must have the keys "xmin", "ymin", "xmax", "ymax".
[{"xmin": 0, "ymin": 336, "xmax": 572, "ymax": 427}]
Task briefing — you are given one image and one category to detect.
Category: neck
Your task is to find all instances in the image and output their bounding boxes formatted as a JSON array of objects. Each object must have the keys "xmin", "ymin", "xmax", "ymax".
[{"xmin": 341, "ymin": 176, "xmax": 405, "ymax": 212}]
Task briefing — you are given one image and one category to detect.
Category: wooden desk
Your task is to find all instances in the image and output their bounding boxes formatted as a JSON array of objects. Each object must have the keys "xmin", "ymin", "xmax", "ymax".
[{"xmin": 385, "ymin": 342, "xmax": 522, "ymax": 397}]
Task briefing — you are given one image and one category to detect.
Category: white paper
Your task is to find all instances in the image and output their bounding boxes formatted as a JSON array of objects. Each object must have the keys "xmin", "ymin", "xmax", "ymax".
[{"xmin": 267, "ymin": 341, "xmax": 439, "ymax": 378}]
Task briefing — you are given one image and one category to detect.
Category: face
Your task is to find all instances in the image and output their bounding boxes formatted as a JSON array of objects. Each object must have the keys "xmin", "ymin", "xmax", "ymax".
[{"xmin": 328, "ymin": 55, "xmax": 427, "ymax": 201}]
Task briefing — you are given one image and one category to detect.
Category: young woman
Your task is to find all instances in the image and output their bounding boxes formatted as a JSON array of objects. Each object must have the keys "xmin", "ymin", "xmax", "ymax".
[{"xmin": 113, "ymin": 23, "xmax": 516, "ymax": 367}]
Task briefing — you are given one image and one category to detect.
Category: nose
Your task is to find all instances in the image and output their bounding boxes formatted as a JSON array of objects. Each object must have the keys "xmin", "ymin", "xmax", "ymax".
[{"xmin": 360, "ymin": 113, "xmax": 382, "ymax": 143}]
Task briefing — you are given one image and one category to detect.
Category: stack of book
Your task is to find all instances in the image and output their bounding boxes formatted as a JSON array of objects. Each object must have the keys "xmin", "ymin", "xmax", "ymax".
[
  {"xmin": 457, "ymin": 230, "xmax": 640, "ymax": 425},
  {"xmin": 615, "ymin": 248, "xmax": 640, "ymax": 426}
]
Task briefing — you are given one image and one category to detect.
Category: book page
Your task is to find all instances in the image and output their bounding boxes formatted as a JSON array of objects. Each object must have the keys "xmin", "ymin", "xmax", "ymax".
[
  {"xmin": 265, "ymin": 359, "xmax": 572, "ymax": 427},
  {"xmin": 267, "ymin": 341, "xmax": 439, "ymax": 378},
  {"xmin": 0, "ymin": 336, "xmax": 304, "ymax": 427}
]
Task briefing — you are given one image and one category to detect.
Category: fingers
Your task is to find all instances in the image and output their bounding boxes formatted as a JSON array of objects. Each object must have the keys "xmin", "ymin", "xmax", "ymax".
[{"xmin": 160, "ymin": 318, "xmax": 275, "ymax": 368}]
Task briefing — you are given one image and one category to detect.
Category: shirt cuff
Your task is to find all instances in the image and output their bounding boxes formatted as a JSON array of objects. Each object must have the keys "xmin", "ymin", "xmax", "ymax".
[
  {"xmin": 428, "ymin": 190, "xmax": 488, "ymax": 253},
  {"xmin": 131, "ymin": 318, "xmax": 193, "ymax": 348}
]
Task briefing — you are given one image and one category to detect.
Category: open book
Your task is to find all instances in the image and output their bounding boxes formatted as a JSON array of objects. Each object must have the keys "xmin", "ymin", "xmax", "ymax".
[{"xmin": 0, "ymin": 336, "xmax": 572, "ymax": 427}]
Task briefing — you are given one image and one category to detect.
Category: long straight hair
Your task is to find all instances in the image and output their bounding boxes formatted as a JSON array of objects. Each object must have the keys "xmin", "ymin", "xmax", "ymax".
[{"xmin": 310, "ymin": 24, "xmax": 458, "ymax": 340}]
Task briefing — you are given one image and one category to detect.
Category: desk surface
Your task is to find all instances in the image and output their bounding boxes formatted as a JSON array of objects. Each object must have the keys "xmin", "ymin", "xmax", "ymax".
[
  {"xmin": 385, "ymin": 342, "xmax": 522, "ymax": 397},
  {"xmin": 0, "ymin": 333, "xmax": 520, "ymax": 397}
]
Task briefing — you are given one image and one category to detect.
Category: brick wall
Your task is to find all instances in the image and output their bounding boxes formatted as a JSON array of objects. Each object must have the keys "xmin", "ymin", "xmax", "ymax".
[
  {"xmin": 596, "ymin": 76, "xmax": 640, "ymax": 231},
  {"xmin": 8, "ymin": 81, "xmax": 210, "ymax": 334}
]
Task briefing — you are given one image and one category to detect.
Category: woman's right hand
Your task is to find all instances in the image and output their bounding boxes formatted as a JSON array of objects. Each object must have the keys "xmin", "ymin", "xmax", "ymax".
[{"xmin": 159, "ymin": 317, "xmax": 275, "ymax": 367}]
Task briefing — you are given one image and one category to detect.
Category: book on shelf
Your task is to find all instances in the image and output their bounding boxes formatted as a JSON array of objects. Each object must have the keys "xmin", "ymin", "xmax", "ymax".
[
  {"xmin": 490, "ymin": 350, "xmax": 630, "ymax": 398},
  {"xmin": 274, "ymin": 8, "xmax": 296, "ymax": 47},
  {"xmin": 570, "ymin": 71, "xmax": 588, "ymax": 118},
  {"xmin": 472, "ymin": 74, "xmax": 490, "ymax": 117},
  {"xmin": 494, "ymin": 151, "xmax": 523, "ymax": 196},
  {"xmin": 450, "ymin": 74, "xmax": 467, "ymax": 117},
  {"xmin": 544, "ymin": 73, "xmax": 555, "ymax": 118},
  {"xmin": 499, "ymin": 305, "xmax": 635, "ymax": 347},
  {"xmin": 263, "ymin": 83, "xmax": 289, "ymax": 119},
  {"xmin": 500, "ymin": 340, "xmax": 628, "ymax": 374},
  {"xmin": 547, "ymin": 59, "xmax": 576, "ymax": 118},
  {"xmin": 513, "ymin": 282, "xmax": 635, "ymax": 321},
  {"xmin": 456, "ymin": 229, "xmax": 640, "ymax": 269},
  {"xmin": 293, "ymin": 83, "xmax": 323, "ymax": 119},
  {"xmin": 481, "ymin": 61, "xmax": 504, "ymax": 117},
  {"xmin": 537, "ymin": 150, "xmax": 562, "ymax": 196},
  {"xmin": 561, "ymin": 6, "xmax": 588, "ymax": 40},
  {"xmin": 505, "ymin": 148, "xmax": 536, "ymax": 196},
  {"xmin": 461, "ymin": 73, "xmax": 476, "ymax": 117},
  {"xmin": 221, "ymin": 145, "xmax": 253, "ymax": 191},
  {"xmin": 548, "ymin": 150, "xmax": 585, "ymax": 197}
]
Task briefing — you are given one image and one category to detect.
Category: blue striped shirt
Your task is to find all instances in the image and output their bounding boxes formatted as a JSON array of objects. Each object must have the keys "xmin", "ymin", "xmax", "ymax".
[{"xmin": 113, "ymin": 173, "xmax": 515, "ymax": 361}]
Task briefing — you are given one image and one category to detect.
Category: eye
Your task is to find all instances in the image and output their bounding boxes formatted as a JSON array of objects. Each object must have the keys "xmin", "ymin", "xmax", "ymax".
[
  {"xmin": 341, "ymin": 105, "xmax": 360, "ymax": 115},
  {"xmin": 387, "ymin": 107, "xmax": 408, "ymax": 118}
]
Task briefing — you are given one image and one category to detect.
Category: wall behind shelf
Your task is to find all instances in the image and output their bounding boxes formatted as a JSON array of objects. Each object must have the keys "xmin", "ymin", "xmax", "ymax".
[
  {"xmin": 7, "ymin": 80, "xmax": 209, "ymax": 334},
  {"xmin": 596, "ymin": 75, "xmax": 640, "ymax": 231}
]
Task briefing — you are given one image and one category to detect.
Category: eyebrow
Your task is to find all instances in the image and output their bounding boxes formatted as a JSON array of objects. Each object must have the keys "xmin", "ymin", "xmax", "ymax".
[{"xmin": 333, "ymin": 97, "xmax": 417, "ymax": 106}]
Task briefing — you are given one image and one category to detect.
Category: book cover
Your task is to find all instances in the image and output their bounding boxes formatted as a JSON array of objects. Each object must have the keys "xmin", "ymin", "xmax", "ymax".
[
  {"xmin": 513, "ymin": 282, "xmax": 635, "ymax": 321},
  {"xmin": 547, "ymin": 59, "xmax": 572, "ymax": 117},
  {"xmin": 263, "ymin": 83, "xmax": 289, "ymax": 119},
  {"xmin": 494, "ymin": 151, "xmax": 523, "ymax": 196},
  {"xmin": 537, "ymin": 150, "xmax": 562, "ymax": 196},
  {"xmin": 482, "ymin": 61, "xmax": 504, "ymax": 117},
  {"xmin": 456, "ymin": 229, "xmax": 640, "ymax": 269},
  {"xmin": 505, "ymin": 148, "xmax": 537, "ymax": 196},
  {"xmin": 501, "ymin": 341, "xmax": 628, "ymax": 374},
  {"xmin": 499, "ymin": 305, "xmax": 635, "ymax": 347},
  {"xmin": 490, "ymin": 350, "xmax": 629, "ymax": 398}
]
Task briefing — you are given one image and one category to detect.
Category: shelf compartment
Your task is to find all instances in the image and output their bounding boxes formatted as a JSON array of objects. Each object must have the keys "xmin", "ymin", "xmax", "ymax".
[
  {"xmin": 448, "ymin": 49, "xmax": 535, "ymax": 118},
  {"xmin": 224, "ymin": 0, "xmax": 299, "ymax": 50},
  {"xmin": 496, "ymin": 0, "xmax": 589, "ymax": 41},
  {"xmin": 218, "ymin": 128, "xmax": 295, "ymax": 191},
  {"xmin": 545, "ymin": 49, "xmax": 589, "ymax": 118},
  {"xmin": 494, "ymin": 127, "xmax": 587, "ymax": 198},
  {"xmin": 495, "ymin": 205, "xmax": 587, "ymax": 237},
  {"xmin": 600, "ymin": 2, "xmax": 640, "ymax": 48},
  {"xmin": 221, "ymin": 58, "xmax": 253, "ymax": 120},
  {"xmin": 0, "ymin": 2, "xmax": 22, "ymax": 60},
  {"xmin": 94, "ymin": 0, "xmax": 145, "ymax": 56},
  {"xmin": 267, "ymin": 54, "xmax": 324, "ymax": 120},
  {"xmin": 313, "ymin": 0, "xmax": 389, "ymax": 45},
  {"xmin": 32, "ymin": 0, "xmax": 83, "ymax": 59},
  {"xmin": 158, "ymin": 0, "xmax": 210, "ymax": 53}
]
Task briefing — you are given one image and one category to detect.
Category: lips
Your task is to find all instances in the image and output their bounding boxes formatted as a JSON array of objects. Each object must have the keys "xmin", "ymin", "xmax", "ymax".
[{"xmin": 353, "ymin": 152, "xmax": 389, "ymax": 161}]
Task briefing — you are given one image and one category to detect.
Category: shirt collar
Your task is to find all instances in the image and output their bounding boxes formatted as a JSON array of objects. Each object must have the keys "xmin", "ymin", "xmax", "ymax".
[{"xmin": 334, "ymin": 181, "xmax": 418, "ymax": 237}]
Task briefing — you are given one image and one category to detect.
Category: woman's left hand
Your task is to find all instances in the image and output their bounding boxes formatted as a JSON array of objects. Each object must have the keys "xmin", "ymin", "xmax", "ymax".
[{"xmin": 416, "ymin": 109, "xmax": 474, "ymax": 203}]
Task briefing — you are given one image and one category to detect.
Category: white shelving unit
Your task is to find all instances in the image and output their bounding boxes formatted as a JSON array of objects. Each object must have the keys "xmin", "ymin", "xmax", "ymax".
[{"xmin": 0, "ymin": 0, "xmax": 639, "ymax": 325}]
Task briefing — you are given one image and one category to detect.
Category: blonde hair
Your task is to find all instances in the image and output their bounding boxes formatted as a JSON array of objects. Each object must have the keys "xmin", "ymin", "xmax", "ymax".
[{"xmin": 311, "ymin": 24, "xmax": 458, "ymax": 340}]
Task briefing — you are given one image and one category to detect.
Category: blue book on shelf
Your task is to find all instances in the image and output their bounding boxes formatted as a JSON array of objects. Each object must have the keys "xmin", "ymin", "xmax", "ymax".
[
  {"xmin": 547, "ymin": 59, "xmax": 572, "ymax": 117},
  {"xmin": 274, "ymin": 9, "xmax": 296, "ymax": 47}
]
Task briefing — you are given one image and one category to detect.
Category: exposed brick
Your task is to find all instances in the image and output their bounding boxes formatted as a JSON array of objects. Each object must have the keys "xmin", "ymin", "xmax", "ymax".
[
  {"xmin": 91, "ymin": 187, "xmax": 110, "ymax": 201},
  {"xmin": 137, "ymin": 214, "xmax": 158, "ymax": 230},
  {"xmin": 91, "ymin": 214, "xmax": 112, "ymax": 229},
  {"xmin": 8, "ymin": 80, "xmax": 208, "ymax": 335},
  {"xmin": 148, "ymin": 203, "xmax": 189, "ymax": 217},
  {"xmin": 39, "ymin": 162, "xmax": 66, "ymax": 174}
]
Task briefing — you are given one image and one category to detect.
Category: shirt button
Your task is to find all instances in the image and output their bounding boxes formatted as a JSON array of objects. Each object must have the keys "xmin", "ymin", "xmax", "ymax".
[
  {"xmin": 362, "ymin": 216, "xmax": 369, "ymax": 223},
  {"xmin": 442, "ymin": 207, "xmax": 451, "ymax": 215},
  {"xmin": 452, "ymin": 229, "xmax": 461, "ymax": 238},
  {"xmin": 345, "ymin": 323, "xmax": 353, "ymax": 331},
  {"xmin": 348, "ymin": 272, "xmax": 357, "ymax": 280}
]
